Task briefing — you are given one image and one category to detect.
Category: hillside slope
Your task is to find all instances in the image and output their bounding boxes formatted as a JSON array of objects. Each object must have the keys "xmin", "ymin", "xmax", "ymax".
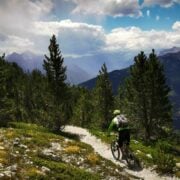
[
  {"xmin": 6, "ymin": 52, "xmax": 91, "ymax": 84},
  {"xmin": 79, "ymin": 68, "xmax": 129, "ymax": 94},
  {"xmin": 0, "ymin": 122, "xmax": 131, "ymax": 179},
  {"xmin": 159, "ymin": 52, "xmax": 180, "ymax": 128}
]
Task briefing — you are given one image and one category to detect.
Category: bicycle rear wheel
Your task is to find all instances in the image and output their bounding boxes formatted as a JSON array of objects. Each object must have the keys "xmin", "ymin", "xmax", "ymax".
[{"xmin": 111, "ymin": 141, "xmax": 120, "ymax": 160}]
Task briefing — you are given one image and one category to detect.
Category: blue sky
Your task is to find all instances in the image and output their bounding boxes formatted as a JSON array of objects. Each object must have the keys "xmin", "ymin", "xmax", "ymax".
[
  {"xmin": 52, "ymin": 0, "xmax": 180, "ymax": 31},
  {"xmin": 104, "ymin": 5, "xmax": 180, "ymax": 31},
  {"xmin": 0, "ymin": 0, "xmax": 179, "ymax": 73}
]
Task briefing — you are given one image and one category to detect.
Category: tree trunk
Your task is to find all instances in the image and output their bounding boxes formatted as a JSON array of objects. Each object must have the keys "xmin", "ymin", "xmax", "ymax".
[{"xmin": 145, "ymin": 125, "xmax": 151, "ymax": 142}]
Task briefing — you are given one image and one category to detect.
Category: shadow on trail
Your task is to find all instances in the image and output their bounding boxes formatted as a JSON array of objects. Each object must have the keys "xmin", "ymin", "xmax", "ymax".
[
  {"xmin": 128, "ymin": 162, "xmax": 143, "ymax": 171},
  {"xmin": 53, "ymin": 130, "xmax": 81, "ymax": 141},
  {"xmin": 119, "ymin": 156, "xmax": 143, "ymax": 172}
]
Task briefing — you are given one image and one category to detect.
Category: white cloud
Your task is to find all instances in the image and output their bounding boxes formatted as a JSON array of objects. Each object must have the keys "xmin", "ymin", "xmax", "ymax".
[
  {"xmin": 172, "ymin": 21, "xmax": 180, "ymax": 31},
  {"xmin": 71, "ymin": 0, "xmax": 142, "ymax": 18},
  {"xmin": 105, "ymin": 23, "xmax": 180, "ymax": 53},
  {"xmin": 0, "ymin": 0, "xmax": 179, "ymax": 59},
  {"xmin": 33, "ymin": 20, "xmax": 104, "ymax": 36},
  {"xmin": 146, "ymin": 10, "xmax": 150, "ymax": 17},
  {"xmin": 143, "ymin": 0, "xmax": 179, "ymax": 7},
  {"xmin": 0, "ymin": 0, "xmax": 54, "ymax": 54},
  {"xmin": 1, "ymin": 18, "xmax": 180, "ymax": 56},
  {"xmin": 33, "ymin": 20, "xmax": 106, "ymax": 54},
  {"xmin": 0, "ymin": 0, "xmax": 53, "ymax": 37},
  {"xmin": 0, "ymin": 35, "xmax": 34, "ymax": 54}
]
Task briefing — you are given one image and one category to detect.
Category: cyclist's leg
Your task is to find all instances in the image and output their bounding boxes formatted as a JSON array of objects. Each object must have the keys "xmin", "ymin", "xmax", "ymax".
[
  {"xmin": 125, "ymin": 129, "xmax": 130, "ymax": 146},
  {"xmin": 123, "ymin": 130, "xmax": 131, "ymax": 155},
  {"xmin": 118, "ymin": 131, "xmax": 123, "ymax": 148},
  {"xmin": 118, "ymin": 131, "xmax": 127, "ymax": 160}
]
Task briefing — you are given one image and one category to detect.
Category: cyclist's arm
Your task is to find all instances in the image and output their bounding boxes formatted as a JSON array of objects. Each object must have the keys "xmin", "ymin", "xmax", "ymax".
[
  {"xmin": 118, "ymin": 126, "xmax": 130, "ymax": 131},
  {"xmin": 107, "ymin": 120, "xmax": 116, "ymax": 135}
]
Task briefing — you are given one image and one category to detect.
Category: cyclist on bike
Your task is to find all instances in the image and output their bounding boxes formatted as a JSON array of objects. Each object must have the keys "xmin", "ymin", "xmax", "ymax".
[{"xmin": 108, "ymin": 110, "xmax": 130, "ymax": 148}]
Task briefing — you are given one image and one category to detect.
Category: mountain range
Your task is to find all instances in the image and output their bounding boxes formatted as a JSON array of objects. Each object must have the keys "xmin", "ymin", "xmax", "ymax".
[
  {"xmin": 80, "ymin": 50, "xmax": 180, "ymax": 129},
  {"xmin": 6, "ymin": 50, "xmax": 134, "ymax": 84},
  {"xmin": 6, "ymin": 52, "xmax": 91, "ymax": 84}
]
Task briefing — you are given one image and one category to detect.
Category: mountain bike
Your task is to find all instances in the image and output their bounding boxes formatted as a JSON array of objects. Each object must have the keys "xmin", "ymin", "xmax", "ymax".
[{"xmin": 111, "ymin": 135, "xmax": 139, "ymax": 168}]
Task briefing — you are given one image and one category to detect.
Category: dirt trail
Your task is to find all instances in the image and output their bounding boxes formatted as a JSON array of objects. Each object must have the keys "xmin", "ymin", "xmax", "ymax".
[{"xmin": 64, "ymin": 125, "xmax": 177, "ymax": 180}]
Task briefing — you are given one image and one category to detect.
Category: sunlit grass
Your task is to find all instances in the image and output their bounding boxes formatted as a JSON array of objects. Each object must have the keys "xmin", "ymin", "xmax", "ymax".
[
  {"xmin": 64, "ymin": 145, "xmax": 80, "ymax": 154},
  {"xmin": 5, "ymin": 129, "xmax": 16, "ymax": 139},
  {"xmin": 86, "ymin": 153, "xmax": 100, "ymax": 165},
  {"xmin": 8, "ymin": 122, "xmax": 48, "ymax": 132},
  {"xmin": 0, "ymin": 150, "xmax": 8, "ymax": 165},
  {"xmin": 22, "ymin": 167, "xmax": 44, "ymax": 177}
]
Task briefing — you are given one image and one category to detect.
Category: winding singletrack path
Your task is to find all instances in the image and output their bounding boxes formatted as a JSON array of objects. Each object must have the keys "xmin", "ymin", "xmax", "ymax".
[{"xmin": 64, "ymin": 126, "xmax": 178, "ymax": 180}]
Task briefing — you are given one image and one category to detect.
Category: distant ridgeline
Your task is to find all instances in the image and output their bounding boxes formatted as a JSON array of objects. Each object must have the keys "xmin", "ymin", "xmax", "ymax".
[{"xmin": 80, "ymin": 51, "xmax": 180, "ymax": 130}]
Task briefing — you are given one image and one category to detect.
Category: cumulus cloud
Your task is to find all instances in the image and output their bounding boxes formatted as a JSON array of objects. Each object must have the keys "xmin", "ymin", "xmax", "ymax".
[
  {"xmin": 0, "ymin": 0, "xmax": 53, "ymax": 37},
  {"xmin": 33, "ymin": 20, "xmax": 105, "ymax": 54},
  {"xmin": 1, "ymin": 17, "xmax": 180, "ymax": 56},
  {"xmin": 0, "ymin": 35, "xmax": 34, "ymax": 54},
  {"xmin": 105, "ymin": 24, "xmax": 180, "ymax": 53},
  {"xmin": 0, "ymin": 0, "xmax": 179, "ymax": 58},
  {"xmin": 172, "ymin": 21, "xmax": 180, "ymax": 31},
  {"xmin": 71, "ymin": 0, "xmax": 142, "ymax": 18},
  {"xmin": 35, "ymin": 19, "xmax": 180, "ymax": 56},
  {"xmin": 0, "ymin": 0, "xmax": 54, "ymax": 53},
  {"xmin": 143, "ymin": 0, "xmax": 179, "ymax": 7}
]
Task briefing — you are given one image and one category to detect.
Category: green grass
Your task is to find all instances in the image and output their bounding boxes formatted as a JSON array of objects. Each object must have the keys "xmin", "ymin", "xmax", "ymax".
[
  {"xmin": 6, "ymin": 122, "xmax": 180, "ymax": 178},
  {"xmin": 0, "ymin": 122, "xmax": 130, "ymax": 179},
  {"xmin": 89, "ymin": 128, "xmax": 180, "ymax": 176},
  {"xmin": 32, "ymin": 157, "xmax": 100, "ymax": 180},
  {"xmin": 89, "ymin": 129, "xmax": 115, "ymax": 144},
  {"xmin": 8, "ymin": 122, "xmax": 49, "ymax": 132}
]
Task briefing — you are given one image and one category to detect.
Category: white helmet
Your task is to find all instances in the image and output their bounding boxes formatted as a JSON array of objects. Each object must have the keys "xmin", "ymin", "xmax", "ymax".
[{"xmin": 113, "ymin": 109, "xmax": 120, "ymax": 115}]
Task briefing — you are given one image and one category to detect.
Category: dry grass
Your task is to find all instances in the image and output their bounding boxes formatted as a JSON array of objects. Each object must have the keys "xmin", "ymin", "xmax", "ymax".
[
  {"xmin": 64, "ymin": 145, "xmax": 80, "ymax": 154},
  {"xmin": 5, "ymin": 129, "xmax": 16, "ymax": 139},
  {"xmin": 0, "ymin": 150, "xmax": 9, "ymax": 164},
  {"xmin": 86, "ymin": 153, "xmax": 100, "ymax": 165},
  {"xmin": 175, "ymin": 171, "xmax": 180, "ymax": 178},
  {"xmin": 22, "ymin": 167, "xmax": 44, "ymax": 177}
]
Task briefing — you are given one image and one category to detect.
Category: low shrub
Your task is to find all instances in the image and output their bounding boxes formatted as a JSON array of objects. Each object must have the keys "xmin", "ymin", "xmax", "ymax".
[
  {"xmin": 156, "ymin": 140, "xmax": 172, "ymax": 153},
  {"xmin": 153, "ymin": 145, "xmax": 175, "ymax": 173}
]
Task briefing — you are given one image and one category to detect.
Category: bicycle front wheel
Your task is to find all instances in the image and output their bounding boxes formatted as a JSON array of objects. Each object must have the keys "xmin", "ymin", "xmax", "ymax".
[{"xmin": 111, "ymin": 141, "xmax": 120, "ymax": 160}]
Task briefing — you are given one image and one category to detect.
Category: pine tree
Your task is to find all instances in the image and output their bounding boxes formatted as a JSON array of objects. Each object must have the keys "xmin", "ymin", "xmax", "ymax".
[
  {"xmin": 43, "ymin": 35, "xmax": 67, "ymax": 101},
  {"xmin": 24, "ymin": 70, "xmax": 49, "ymax": 124},
  {"xmin": 73, "ymin": 88, "xmax": 93, "ymax": 127},
  {"xmin": 0, "ymin": 54, "xmax": 12, "ymax": 126},
  {"xmin": 146, "ymin": 50, "xmax": 172, "ymax": 136},
  {"xmin": 10, "ymin": 62, "xmax": 27, "ymax": 121},
  {"xmin": 0, "ymin": 54, "xmax": 24, "ymax": 125},
  {"xmin": 118, "ymin": 50, "xmax": 172, "ymax": 140},
  {"xmin": 43, "ymin": 35, "xmax": 67, "ymax": 131},
  {"xmin": 94, "ymin": 63, "xmax": 114, "ymax": 130}
]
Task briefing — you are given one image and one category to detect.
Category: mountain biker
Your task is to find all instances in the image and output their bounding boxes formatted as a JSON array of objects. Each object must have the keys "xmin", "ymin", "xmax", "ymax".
[{"xmin": 108, "ymin": 110, "xmax": 130, "ymax": 148}]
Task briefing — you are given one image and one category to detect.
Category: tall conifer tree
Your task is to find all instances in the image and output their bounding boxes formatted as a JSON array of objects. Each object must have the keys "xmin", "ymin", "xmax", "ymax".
[
  {"xmin": 94, "ymin": 63, "xmax": 114, "ymax": 129},
  {"xmin": 118, "ymin": 50, "xmax": 172, "ymax": 140},
  {"xmin": 43, "ymin": 35, "xmax": 67, "ymax": 130}
]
